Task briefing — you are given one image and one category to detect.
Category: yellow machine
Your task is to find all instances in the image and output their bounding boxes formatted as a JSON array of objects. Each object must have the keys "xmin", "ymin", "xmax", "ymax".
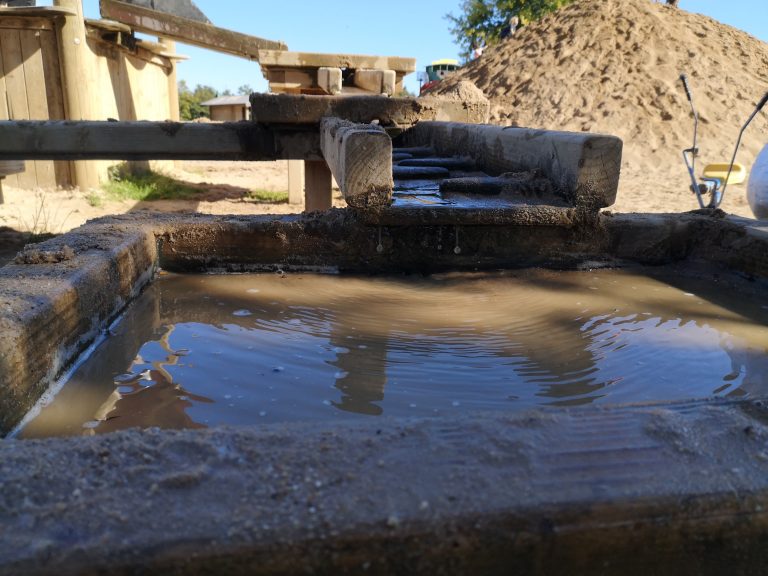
[{"xmin": 702, "ymin": 163, "xmax": 747, "ymax": 185}]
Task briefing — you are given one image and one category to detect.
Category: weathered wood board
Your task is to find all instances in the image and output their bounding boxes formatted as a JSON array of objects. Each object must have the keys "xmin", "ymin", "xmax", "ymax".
[{"xmin": 100, "ymin": 0, "xmax": 287, "ymax": 60}]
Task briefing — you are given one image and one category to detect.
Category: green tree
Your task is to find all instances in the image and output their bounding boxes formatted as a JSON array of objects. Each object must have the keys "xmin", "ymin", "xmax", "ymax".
[
  {"xmin": 237, "ymin": 84, "xmax": 254, "ymax": 95},
  {"xmin": 177, "ymin": 82, "xmax": 218, "ymax": 120},
  {"xmin": 447, "ymin": 0, "xmax": 575, "ymax": 61}
]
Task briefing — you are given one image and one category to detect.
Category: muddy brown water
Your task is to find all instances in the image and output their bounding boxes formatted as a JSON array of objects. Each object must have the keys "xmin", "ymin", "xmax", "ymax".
[{"xmin": 16, "ymin": 267, "xmax": 768, "ymax": 438}]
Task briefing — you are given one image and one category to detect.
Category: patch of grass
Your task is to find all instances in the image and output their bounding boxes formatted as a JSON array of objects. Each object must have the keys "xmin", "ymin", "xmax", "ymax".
[
  {"xmin": 103, "ymin": 164, "xmax": 200, "ymax": 202},
  {"xmin": 247, "ymin": 189, "xmax": 289, "ymax": 204},
  {"xmin": 86, "ymin": 192, "xmax": 104, "ymax": 208}
]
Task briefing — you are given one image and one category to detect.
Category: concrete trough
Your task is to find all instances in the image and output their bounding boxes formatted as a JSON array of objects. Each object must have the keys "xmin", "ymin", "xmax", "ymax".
[
  {"xmin": 3, "ymin": 209, "xmax": 768, "ymax": 575},
  {"xmin": 2, "ymin": 112, "xmax": 768, "ymax": 573}
]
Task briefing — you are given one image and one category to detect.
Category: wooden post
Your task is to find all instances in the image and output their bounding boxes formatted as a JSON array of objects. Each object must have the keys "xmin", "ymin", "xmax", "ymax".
[
  {"xmin": 287, "ymin": 159, "xmax": 304, "ymax": 205},
  {"xmin": 159, "ymin": 38, "xmax": 180, "ymax": 122},
  {"xmin": 53, "ymin": 0, "xmax": 100, "ymax": 190},
  {"xmin": 304, "ymin": 160, "xmax": 332, "ymax": 212},
  {"xmin": 319, "ymin": 117, "xmax": 392, "ymax": 208}
]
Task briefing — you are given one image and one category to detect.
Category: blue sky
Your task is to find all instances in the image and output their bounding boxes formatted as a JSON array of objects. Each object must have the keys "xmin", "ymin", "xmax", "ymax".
[{"xmin": 78, "ymin": 0, "xmax": 768, "ymax": 96}]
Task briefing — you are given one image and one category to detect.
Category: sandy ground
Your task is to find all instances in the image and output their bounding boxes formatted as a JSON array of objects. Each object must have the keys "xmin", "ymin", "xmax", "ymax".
[{"xmin": 0, "ymin": 160, "xmax": 350, "ymax": 264}]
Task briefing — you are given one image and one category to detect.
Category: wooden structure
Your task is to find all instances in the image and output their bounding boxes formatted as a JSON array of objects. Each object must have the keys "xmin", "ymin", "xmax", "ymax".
[
  {"xmin": 0, "ymin": 93, "xmax": 615, "ymax": 214},
  {"xmin": 0, "ymin": 1, "xmax": 181, "ymax": 190},
  {"xmin": 258, "ymin": 50, "xmax": 415, "ymax": 97},
  {"xmin": 259, "ymin": 53, "xmax": 416, "ymax": 211},
  {"xmin": 201, "ymin": 95, "xmax": 250, "ymax": 122},
  {"xmin": 99, "ymin": 0, "xmax": 287, "ymax": 58}
]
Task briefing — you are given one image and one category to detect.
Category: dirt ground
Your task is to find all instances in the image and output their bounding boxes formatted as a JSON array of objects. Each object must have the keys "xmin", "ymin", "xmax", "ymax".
[{"xmin": 0, "ymin": 160, "xmax": 349, "ymax": 265}]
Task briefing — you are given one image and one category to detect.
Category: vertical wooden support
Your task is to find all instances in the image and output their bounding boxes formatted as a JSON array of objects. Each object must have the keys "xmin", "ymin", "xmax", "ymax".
[
  {"xmin": 54, "ymin": 0, "xmax": 100, "ymax": 189},
  {"xmin": 159, "ymin": 38, "xmax": 180, "ymax": 122},
  {"xmin": 304, "ymin": 160, "xmax": 332, "ymax": 212},
  {"xmin": 287, "ymin": 159, "xmax": 304, "ymax": 205}
]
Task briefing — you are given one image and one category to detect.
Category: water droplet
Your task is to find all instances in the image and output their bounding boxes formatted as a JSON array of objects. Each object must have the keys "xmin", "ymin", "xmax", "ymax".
[
  {"xmin": 323, "ymin": 400, "xmax": 332, "ymax": 406},
  {"xmin": 452, "ymin": 401, "xmax": 461, "ymax": 407},
  {"xmin": 224, "ymin": 394, "xmax": 232, "ymax": 400},
  {"xmin": 409, "ymin": 403, "xmax": 417, "ymax": 409},
  {"xmin": 247, "ymin": 288, "xmax": 260, "ymax": 294},
  {"xmin": 273, "ymin": 366, "xmax": 284, "ymax": 373},
  {"xmin": 453, "ymin": 246, "xmax": 461, "ymax": 255},
  {"xmin": 233, "ymin": 309, "xmax": 253, "ymax": 317},
  {"xmin": 259, "ymin": 411, "xmax": 267, "ymax": 417},
  {"xmin": 376, "ymin": 244, "xmax": 384, "ymax": 254},
  {"xmin": 334, "ymin": 371, "xmax": 349, "ymax": 380}
]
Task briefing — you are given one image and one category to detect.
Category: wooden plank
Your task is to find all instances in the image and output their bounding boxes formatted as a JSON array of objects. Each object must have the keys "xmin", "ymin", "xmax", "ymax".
[
  {"xmin": 257, "ymin": 50, "xmax": 415, "ymax": 74},
  {"xmin": 19, "ymin": 29, "xmax": 56, "ymax": 188},
  {"xmin": 353, "ymin": 69, "xmax": 396, "ymax": 96},
  {"xmin": 304, "ymin": 160, "xmax": 332, "ymax": 212},
  {"xmin": 0, "ymin": 6, "xmax": 75, "ymax": 18},
  {"xmin": 249, "ymin": 93, "xmax": 490, "ymax": 126},
  {"xmin": 0, "ymin": 28, "xmax": 36, "ymax": 188},
  {"xmin": 400, "ymin": 121, "xmax": 623, "ymax": 209},
  {"xmin": 0, "ymin": 120, "xmax": 323, "ymax": 161},
  {"xmin": 38, "ymin": 27, "xmax": 71, "ymax": 187},
  {"xmin": 99, "ymin": 0, "xmax": 287, "ymax": 60},
  {"xmin": 0, "ymin": 17, "xmax": 55, "ymax": 31},
  {"xmin": 320, "ymin": 117, "xmax": 392, "ymax": 208},
  {"xmin": 287, "ymin": 159, "xmax": 303, "ymax": 205},
  {"xmin": 317, "ymin": 67, "xmax": 342, "ymax": 96}
]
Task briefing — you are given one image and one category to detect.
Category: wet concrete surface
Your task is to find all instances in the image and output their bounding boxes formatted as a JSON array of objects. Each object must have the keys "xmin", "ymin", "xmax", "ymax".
[{"xmin": 3, "ymin": 209, "xmax": 768, "ymax": 573}]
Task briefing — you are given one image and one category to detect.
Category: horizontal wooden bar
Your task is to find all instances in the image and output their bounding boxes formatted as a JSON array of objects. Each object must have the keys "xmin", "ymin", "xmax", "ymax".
[
  {"xmin": 0, "ymin": 121, "xmax": 322, "ymax": 161},
  {"xmin": 257, "ymin": 50, "xmax": 415, "ymax": 74},
  {"xmin": 250, "ymin": 93, "xmax": 490, "ymax": 126},
  {"xmin": 99, "ymin": 0, "xmax": 287, "ymax": 60}
]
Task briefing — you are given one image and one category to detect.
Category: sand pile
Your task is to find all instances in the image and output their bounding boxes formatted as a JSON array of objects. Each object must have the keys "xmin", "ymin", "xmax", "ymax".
[{"xmin": 433, "ymin": 0, "xmax": 768, "ymax": 214}]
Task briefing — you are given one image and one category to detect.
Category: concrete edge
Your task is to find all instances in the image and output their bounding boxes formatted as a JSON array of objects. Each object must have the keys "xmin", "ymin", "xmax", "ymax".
[
  {"xmin": 3, "ymin": 398, "xmax": 768, "ymax": 575},
  {"xmin": 0, "ymin": 223, "xmax": 158, "ymax": 432},
  {"xmin": 397, "ymin": 122, "xmax": 623, "ymax": 209}
]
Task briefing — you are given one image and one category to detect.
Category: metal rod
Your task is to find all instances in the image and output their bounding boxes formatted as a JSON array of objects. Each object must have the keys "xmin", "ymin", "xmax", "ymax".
[{"xmin": 720, "ymin": 92, "xmax": 768, "ymax": 205}]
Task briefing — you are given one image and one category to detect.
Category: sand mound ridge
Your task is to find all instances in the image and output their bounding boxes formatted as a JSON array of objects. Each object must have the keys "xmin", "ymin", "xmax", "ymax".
[{"xmin": 433, "ymin": 0, "xmax": 768, "ymax": 214}]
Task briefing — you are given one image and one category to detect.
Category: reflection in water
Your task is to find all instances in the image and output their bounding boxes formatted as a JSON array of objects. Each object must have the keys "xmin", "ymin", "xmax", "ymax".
[
  {"xmin": 93, "ymin": 327, "xmax": 213, "ymax": 434},
  {"xmin": 18, "ymin": 268, "xmax": 768, "ymax": 438}
]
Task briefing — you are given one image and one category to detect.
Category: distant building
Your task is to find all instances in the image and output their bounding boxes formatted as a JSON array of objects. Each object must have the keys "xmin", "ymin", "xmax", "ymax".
[{"xmin": 201, "ymin": 95, "xmax": 251, "ymax": 122}]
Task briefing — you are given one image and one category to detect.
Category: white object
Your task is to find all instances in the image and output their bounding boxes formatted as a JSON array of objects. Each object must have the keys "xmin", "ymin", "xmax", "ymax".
[{"xmin": 748, "ymin": 144, "xmax": 768, "ymax": 219}]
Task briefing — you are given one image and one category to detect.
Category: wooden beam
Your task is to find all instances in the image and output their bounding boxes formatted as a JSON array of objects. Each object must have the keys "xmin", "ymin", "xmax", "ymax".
[
  {"xmin": 0, "ymin": 121, "xmax": 322, "ymax": 161},
  {"xmin": 304, "ymin": 160, "xmax": 332, "ymax": 212},
  {"xmin": 54, "ymin": 0, "xmax": 101, "ymax": 189},
  {"xmin": 353, "ymin": 69, "xmax": 396, "ymax": 96},
  {"xmin": 317, "ymin": 67, "xmax": 342, "ymax": 95},
  {"xmin": 287, "ymin": 159, "xmax": 303, "ymax": 205},
  {"xmin": 99, "ymin": 0, "xmax": 287, "ymax": 60},
  {"xmin": 257, "ymin": 50, "xmax": 415, "ymax": 74},
  {"xmin": 0, "ymin": 6, "xmax": 76, "ymax": 18},
  {"xmin": 320, "ymin": 117, "xmax": 392, "ymax": 208},
  {"xmin": 249, "ymin": 93, "xmax": 490, "ymax": 126}
]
